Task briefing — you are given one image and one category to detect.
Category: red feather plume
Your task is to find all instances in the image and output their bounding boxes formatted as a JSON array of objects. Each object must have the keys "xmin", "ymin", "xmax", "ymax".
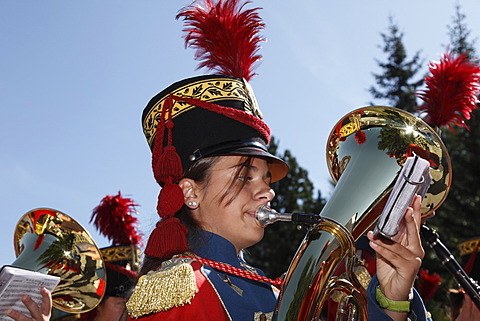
[
  {"xmin": 417, "ymin": 268, "xmax": 442, "ymax": 303},
  {"xmin": 177, "ymin": 0, "xmax": 265, "ymax": 81},
  {"xmin": 90, "ymin": 191, "xmax": 142, "ymax": 246},
  {"xmin": 417, "ymin": 50, "xmax": 480, "ymax": 131}
]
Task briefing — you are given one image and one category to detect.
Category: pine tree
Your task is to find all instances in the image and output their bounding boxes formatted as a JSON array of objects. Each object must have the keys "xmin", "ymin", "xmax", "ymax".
[
  {"xmin": 447, "ymin": 3, "xmax": 477, "ymax": 56},
  {"xmin": 403, "ymin": 5, "xmax": 479, "ymax": 320},
  {"xmin": 245, "ymin": 137, "xmax": 326, "ymax": 278},
  {"xmin": 427, "ymin": 2, "xmax": 480, "ymax": 295},
  {"xmin": 431, "ymin": 3, "xmax": 479, "ymax": 252},
  {"xmin": 369, "ymin": 16, "xmax": 424, "ymax": 113},
  {"xmin": 423, "ymin": 2, "xmax": 480, "ymax": 263},
  {"xmin": 367, "ymin": 9, "xmax": 480, "ymax": 320}
]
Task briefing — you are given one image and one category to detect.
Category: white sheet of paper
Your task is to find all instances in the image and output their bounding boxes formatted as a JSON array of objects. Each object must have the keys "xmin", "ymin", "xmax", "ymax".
[
  {"xmin": 0, "ymin": 265, "xmax": 60, "ymax": 320},
  {"xmin": 375, "ymin": 155, "xmax": 431, "ymax": 238}
]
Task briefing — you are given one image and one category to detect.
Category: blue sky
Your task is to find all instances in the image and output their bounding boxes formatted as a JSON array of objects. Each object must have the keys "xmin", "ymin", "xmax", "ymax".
[{"xmin": 2, "ymin": 0, "xmax": 480, "ymax": 264}]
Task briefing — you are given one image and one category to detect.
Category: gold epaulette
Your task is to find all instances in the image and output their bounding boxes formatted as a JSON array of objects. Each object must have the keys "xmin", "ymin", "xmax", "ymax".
[{"xmin": 126, "ymin": 257, "xmax": 198, "ymax": 318}]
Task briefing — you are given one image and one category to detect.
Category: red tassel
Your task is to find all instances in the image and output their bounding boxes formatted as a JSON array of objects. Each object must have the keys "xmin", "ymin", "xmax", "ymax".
[
  {"xmin": 152, "ymin": 96, "xmax": 184, "ymax": 185},
  {"xmin": 144, "ymin": 217, "xmax": 188, "ymax": 260},
  {"xmin": 157, "ymin": 181, "xmax": 185, "ymax": 218},
  {"xmin": 154, "ymin": 145, "xmax": 183, "ymax": 185},
  {"xmin": 152, "ymin": 96, "xmax": 184, "ymax": 186},
  {"xmin": 147, "ymin": 94, "xmax": 188, "ymax": 260}
]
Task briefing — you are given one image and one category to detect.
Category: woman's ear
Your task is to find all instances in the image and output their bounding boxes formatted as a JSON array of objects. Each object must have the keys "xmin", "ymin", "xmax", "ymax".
[{"xmin": 179, "ymin": 178, "xmax": 200, "ymax": 209}]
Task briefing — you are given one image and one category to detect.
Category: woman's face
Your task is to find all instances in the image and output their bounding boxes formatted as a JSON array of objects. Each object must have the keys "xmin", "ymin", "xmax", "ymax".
[{"xmin": 192, "ymin": 156, "xmax": 275, "ymax": 253}]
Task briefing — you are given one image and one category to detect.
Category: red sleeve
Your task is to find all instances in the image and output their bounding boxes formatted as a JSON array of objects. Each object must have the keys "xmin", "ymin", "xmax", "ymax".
[{"xmin": 128, "ymin": 261, "xmax": 230, "ymax": 321}]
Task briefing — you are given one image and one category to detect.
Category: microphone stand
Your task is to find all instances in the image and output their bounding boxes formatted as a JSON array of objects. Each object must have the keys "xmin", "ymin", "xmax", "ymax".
[{"xmin": 421, "ymin": 224, "xmax": 480, "ymax": 309}]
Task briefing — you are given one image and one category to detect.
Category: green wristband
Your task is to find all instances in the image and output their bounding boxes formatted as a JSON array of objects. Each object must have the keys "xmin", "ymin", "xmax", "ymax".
[{"xmin": 375, "ymin": 286, "xmax": 411, "ymax": 312}]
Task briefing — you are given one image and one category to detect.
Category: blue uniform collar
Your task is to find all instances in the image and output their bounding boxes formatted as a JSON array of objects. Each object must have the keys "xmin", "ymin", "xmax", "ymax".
[
  {"xmin": 192, "ymin": 230, "xmax": 244, "ymax": 267},
  {"xmin": 189, "ymin": 230, "xmax": 277, "ymax": 321}
]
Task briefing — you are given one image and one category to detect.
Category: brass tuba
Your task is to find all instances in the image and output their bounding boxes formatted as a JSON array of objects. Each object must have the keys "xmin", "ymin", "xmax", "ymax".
[
  {"xmin": 13, "ymin": 208, "xmax": 106, "ymax": 313},
  {"xmin": 272, "ymin": 106, "xmax": 452, "ymax": 320}
]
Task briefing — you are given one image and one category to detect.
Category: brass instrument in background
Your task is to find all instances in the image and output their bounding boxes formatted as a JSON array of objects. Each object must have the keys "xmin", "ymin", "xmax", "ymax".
[
  {"xmin": 13, "ymin": 208, "xmax": 106, "ymax": 313},
  {"xmin": 270, "ymin": 106, "xmax": 452, "ymax": 320}
]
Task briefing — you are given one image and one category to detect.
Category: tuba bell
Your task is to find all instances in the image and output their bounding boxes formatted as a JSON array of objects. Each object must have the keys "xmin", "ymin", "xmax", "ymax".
[
  {"xmin": 272, "ymin": 106, "xmax": 452, "ymax": 320},
  {"xmin": 12, "ymin": 208, "xmax": 106, "ymax": 314}
]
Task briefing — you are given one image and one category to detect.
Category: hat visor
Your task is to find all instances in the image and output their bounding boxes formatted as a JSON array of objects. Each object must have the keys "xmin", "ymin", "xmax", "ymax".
[{"xmin": 208, "ymin": 146, "xmax": 289, "ymax": 183}]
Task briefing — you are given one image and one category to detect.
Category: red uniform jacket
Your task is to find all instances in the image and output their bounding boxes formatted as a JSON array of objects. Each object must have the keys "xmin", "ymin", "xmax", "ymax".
[{"xmin": 127, "ymin": 260, "xmax": 230, "ymax": 320}]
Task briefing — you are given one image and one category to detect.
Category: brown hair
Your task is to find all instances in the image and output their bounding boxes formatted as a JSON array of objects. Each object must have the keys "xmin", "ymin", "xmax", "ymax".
[{"xmin": 139, "ymin": 155, "xmax": 255, "ymax": 276}]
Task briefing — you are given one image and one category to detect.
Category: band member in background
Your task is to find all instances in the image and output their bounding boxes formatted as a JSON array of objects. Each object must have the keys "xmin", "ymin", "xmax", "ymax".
[
  {"xmin": 52, "ymin": 192, "xmax": 142, "ymax": 321},
  {"xmin": 450, "ymin": 236, "xmax": 480, "ymax": 321},
  {"xmin": 452, "ymin": 294, "xmax": 480, "ymax": 321},
  {"xmin": 125, "ymin": 1, "xmax": 429, "ymax": 320}
]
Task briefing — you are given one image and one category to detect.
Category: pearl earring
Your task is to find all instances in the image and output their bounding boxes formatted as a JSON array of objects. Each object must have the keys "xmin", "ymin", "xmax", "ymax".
[{"xmin": 187, "ymin": 201, "xmax": 197, "ymax": 208}]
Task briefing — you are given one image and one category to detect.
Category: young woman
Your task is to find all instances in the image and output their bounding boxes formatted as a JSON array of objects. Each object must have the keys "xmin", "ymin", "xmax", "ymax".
[
  {"xmin": 124, "ymin": 142, "xmax": 423, "ymax": 320},
  {"xmin": 125, "ymin": 1, "xmax": 429, "ymax": 320}
]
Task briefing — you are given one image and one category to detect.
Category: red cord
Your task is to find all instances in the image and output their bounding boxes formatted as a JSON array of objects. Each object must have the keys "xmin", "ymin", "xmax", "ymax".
[{"xmin": 182, "ymin": 256, "xmax": 283, "ymax": 287}]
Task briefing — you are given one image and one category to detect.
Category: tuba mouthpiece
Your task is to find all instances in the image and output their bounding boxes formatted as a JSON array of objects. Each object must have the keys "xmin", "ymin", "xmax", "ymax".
[
  {"xmin": 255, "ymin": 205, "xmax": 292, "ymax": 226},
  {"xmin": 255, "ymin": 205, "xmax": 322, "ymax": 227}
]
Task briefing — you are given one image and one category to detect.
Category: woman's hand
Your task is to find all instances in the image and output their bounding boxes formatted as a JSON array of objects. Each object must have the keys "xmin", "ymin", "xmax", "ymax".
[
  {"xmin": 367, "ymin": 195, "xmax": 424, "ymax": 320},
  {"xmin": 7, "ymin": 286, "xmax": 52, "ymax": 321},
  {"xmin": 455, "ymin": 294, "xmax": 480, "ymax": 321}
]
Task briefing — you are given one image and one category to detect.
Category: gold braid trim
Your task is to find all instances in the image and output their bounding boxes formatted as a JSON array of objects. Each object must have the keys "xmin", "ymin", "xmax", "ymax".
[
  {"xmin": 142, "ymin": 77, "xmax": 260, "ymax": 148},
  {"xmin": 126, "ymin": 262, "xmax": 198, "ymax": 318},
  {"xmin": 458, "ymin": 238, "xmax": 480, "ymax": 256}
]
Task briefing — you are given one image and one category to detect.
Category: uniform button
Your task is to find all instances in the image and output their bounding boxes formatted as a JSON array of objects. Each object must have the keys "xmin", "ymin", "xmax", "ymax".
[{"xmin": 259, "ymin": 313, "xmax": 267, "ymax": 321}]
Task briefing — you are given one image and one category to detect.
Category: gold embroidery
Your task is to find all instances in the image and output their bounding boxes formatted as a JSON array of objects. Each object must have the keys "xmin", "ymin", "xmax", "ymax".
[
  {"xmin": 143, "ymin": 77, "xmax": 258, "ymax": 148},
  {"xmin": 458, "ymin": 238, "xmax": 480, "ymax": 256},
  {"xmin": 100, "ymin": 245, "xmax": 139, "ymax": 262},
  {"xmin": 126, "ymin": 262, "xmax": 198, "ymax": 318}
]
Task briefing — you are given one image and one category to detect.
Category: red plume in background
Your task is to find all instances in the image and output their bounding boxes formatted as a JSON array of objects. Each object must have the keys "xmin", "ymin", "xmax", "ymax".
[
  {"xmin": 417, "ymin": 268, "xmax": 442, "ymax": 303},
  {"xmin": 90, "ymin": 191, "xmax": 142, "ymax": 246},
  {"xmin": 417, "ymin": 50, "xmax": 480, "ymax": 131},
  {"xmin": 177, "ymin": 0, "xmax": 265, "ymax": 81}
]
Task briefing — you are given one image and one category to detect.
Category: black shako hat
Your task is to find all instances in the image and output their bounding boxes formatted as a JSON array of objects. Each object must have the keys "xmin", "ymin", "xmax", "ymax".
[
  {"xmin": 141, "ymin": 74, "xmax": 288, "ymax": 183},
  {"xmin": 100, "ymin": 244, "xmax": 140, "ymax": 298}
]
